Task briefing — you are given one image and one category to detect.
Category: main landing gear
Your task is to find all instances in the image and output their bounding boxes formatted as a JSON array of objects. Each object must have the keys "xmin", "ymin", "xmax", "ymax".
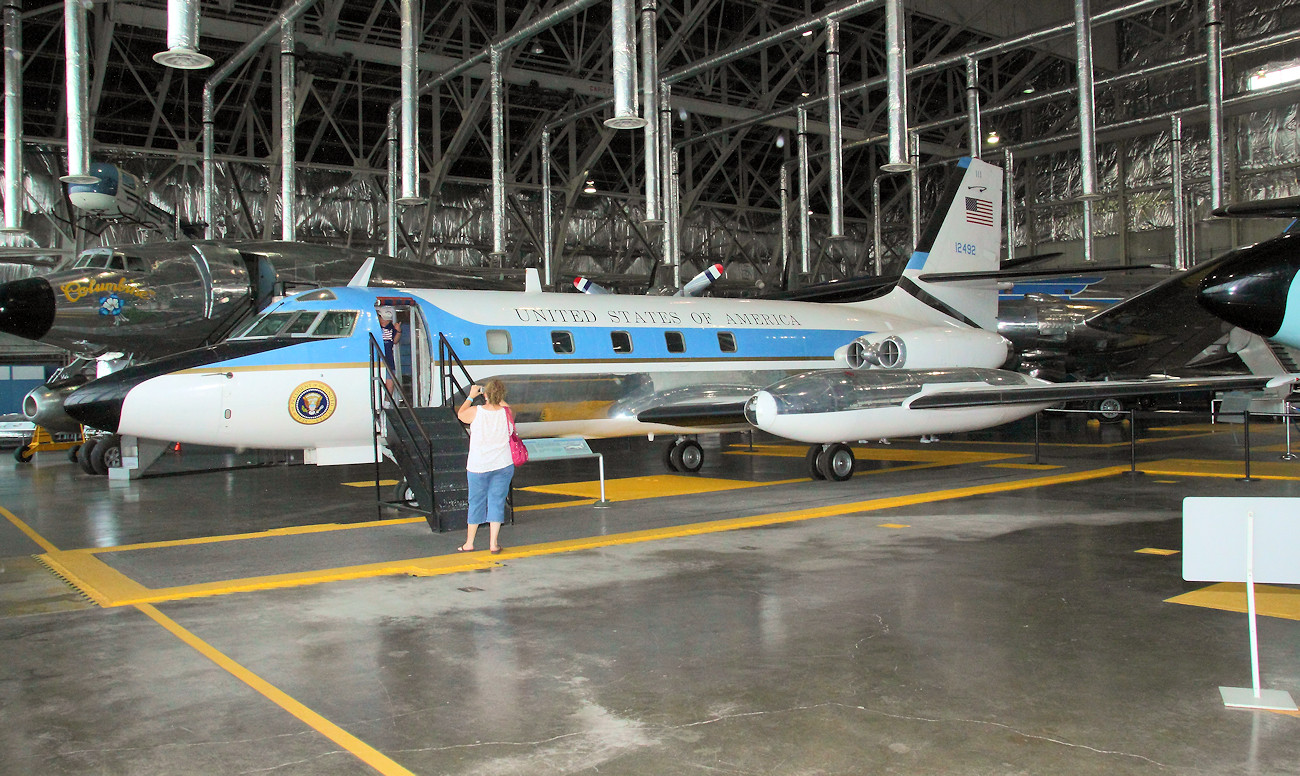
[
  {"xmin": 663, "ymin": 437, "xmax": 704, "ymax": 473},
  {"xmin": 806, "ymin": 443, "xmax": 855, "ymax": 482}
]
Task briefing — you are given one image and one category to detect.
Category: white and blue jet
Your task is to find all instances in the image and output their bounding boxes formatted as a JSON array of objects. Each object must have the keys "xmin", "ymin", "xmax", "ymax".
[{"xmin": 65, "ymin": 157, "xmax": 1266, "ymax": 480}]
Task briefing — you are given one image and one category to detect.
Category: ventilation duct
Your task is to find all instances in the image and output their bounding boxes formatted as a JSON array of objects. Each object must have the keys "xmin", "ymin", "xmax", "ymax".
[{"xmin": 153, "ymin": 0, "xmax": 214, "ymax": 69}]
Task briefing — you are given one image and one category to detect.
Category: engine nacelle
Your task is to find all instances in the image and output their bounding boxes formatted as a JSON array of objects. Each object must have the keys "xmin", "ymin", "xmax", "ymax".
[
  {"xmin": 844, "ymin": 326, "xmax": 1009, "ymax": 370},
  {"xmin": 23, "ymin": 378, "xmax": 90, "ymax": 433}
]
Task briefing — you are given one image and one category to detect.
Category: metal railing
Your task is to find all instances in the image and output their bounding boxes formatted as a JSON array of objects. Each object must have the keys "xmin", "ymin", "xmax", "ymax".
[{"xmin": 368, "ymin": 333, "xmax": 436, "ymax": 517}]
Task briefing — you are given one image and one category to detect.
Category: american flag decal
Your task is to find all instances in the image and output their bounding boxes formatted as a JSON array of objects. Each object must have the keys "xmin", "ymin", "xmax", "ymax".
[{"xmin": 965, "ymin": 196, "xmax": 994, "ymax": 227}]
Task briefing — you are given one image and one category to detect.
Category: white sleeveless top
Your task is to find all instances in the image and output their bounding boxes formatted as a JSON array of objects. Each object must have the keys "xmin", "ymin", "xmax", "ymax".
[{"xmin": 466, "ymin": 406, "xmax": 513, "ymax": 473}]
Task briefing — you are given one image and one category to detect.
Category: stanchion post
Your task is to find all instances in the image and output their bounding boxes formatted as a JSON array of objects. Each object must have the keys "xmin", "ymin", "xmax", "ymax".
[
  {"xmin": 1241, "ymin": 411, "xmax": 1253, "ymax": 482},
  {"xmin": 1129, "ymin": 407, "xmax": 1138, "ymax": 475},
  {"xmin": 1033, "ymin": 412, "xmax": 1041, "ymax": 465}
]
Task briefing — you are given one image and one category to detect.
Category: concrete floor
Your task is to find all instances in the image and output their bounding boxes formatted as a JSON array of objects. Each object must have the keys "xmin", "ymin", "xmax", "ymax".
[{"xmin": 1, "ymin": 416, "xmax": 1298, "ymax": 774}]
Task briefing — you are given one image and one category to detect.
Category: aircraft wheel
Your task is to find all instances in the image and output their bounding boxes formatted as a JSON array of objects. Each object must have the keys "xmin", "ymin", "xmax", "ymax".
[
  {"xmin": 670, "ymin": 440, "xmax": 704, "ymax": 473},
  {"xmin": 67, "ymin": 444, "xmax": 81, "ymax": 463},
  {"xmin": 13, "ymin": 444, "xmax": 33, "ymax": 464},
  {"xmin": 817, "ymin": 443, "xmax": 855, "ymax": 482},
  {"xmin": 90, "ymin": 435, "xmax": 121, "ymax": 476},
  {"xmin": 76, "ymin": 438, "xmax": 98, "ymax": 475},
  {"xmin": 392, "ymin": 478, "xmax": 417, "ymax": 504},
  {"xmin": 1094, "ymin": 398, "xmax": 1126, "ymax": 423},
  {"xmin": 663, "ymin": 442, "xmax": 680, "ymax": 472},
  {"xmin": 806, "ymin": 445, "xmax": 827, "ymax": 480}
]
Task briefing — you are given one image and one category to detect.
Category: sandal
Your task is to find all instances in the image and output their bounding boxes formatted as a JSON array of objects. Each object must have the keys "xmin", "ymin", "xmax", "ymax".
[{"xmin": 456, "ymin": 546, "xmax": 474, "ymax": 553}]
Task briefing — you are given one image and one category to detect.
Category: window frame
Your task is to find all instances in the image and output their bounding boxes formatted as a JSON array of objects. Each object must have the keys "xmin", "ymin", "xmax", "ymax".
[
  {"xmin": 551, "ymin": 330, "xmax": 575, "ymax": 354},
  {"xmin": 610, "ymin": 330, "xmax": 633, "ymax": 354},
  {"xmin": 664, "ymin": 330, "xmax": 686, "ymax": 354}
]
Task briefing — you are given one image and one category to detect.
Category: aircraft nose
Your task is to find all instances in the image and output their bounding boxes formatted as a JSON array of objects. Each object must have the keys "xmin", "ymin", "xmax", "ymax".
[
  {"xmin": 63, "ymin": 374, "xmax": 131, "ymax": 433},
  {"xmin": 0, "ymin": 277, "xmax": 57, "ymax": 341},
  {"xmin": 1197, "ymin": 246, "xmax": 1298, "ymax": 338}
]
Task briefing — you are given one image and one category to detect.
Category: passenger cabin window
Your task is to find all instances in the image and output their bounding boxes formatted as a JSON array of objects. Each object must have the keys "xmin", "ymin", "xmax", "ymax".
[
  {"xmin": 665, "ymin": 331, "xmax": 685, "ymax": 353},
  {"xmin": 551, "ymin": 330, "xmax": 574, "ymax": 354},
  {"xmin": 611, "ymin": 331, "xmax": 632, "ymax": 353},
  {"xmin": 717, "ymin": 331, "xmax": 736, "ymax": 352},
  {"xmin": 487, "ymin": 329, "xmax": 512, "ymax": 355}
]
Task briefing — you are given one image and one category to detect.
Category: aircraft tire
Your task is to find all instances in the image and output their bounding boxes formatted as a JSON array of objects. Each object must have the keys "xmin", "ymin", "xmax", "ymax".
[
  {"xmin": 806, "ymin": 445, "xmax": 827, "ymax": 480},
  {"xmin": 76, "ymin": 439, "xmax": 97, "ymax": 475},
  {"xmin": 13, "ymin": 444, "xmax": 33, "ymax": 464},
  {"xmin": 817, "ymin": 443, "xmax": 855, "ymax": 482},
  {"xmin": 67, "ymin": 444, "xmax": 81, "ymax": 463},
  {"xmin": 1093, "ymin": 398, "xmax": 1126, "ymax": 423},
  {"xmin": 671, "ymin": 440, "xmax": 704, "ymax": 473},
  {"xmin": 663, "ymin": 442, "xmax": 680, "ymax": 472},
  {"xmin": 90, "ymin": 436, "xmax": 122, "ymax": 476}
]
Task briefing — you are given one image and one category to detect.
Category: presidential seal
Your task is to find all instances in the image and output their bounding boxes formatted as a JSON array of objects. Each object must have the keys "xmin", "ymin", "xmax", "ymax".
[{"xmin": 289, "ymin": 381, "xmax": 337, "ymax": 425}]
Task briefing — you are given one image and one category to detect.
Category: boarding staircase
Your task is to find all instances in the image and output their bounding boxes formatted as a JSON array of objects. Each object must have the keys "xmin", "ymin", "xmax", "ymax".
[{"xmin": 369, "ymin": 333, "xmax": 512, "ymax": 532}]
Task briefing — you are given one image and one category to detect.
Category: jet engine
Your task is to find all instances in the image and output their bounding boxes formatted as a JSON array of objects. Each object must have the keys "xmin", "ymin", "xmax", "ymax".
[{"xmin": 843, "ymin": 326, "xmax": 1010, "ymax": 370}]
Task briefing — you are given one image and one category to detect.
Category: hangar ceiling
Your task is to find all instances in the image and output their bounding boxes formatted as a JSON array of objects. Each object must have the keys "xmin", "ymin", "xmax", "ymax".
[{"xmin": 4, "ymin": 0, "xmax": 1300, "ymax": 291}]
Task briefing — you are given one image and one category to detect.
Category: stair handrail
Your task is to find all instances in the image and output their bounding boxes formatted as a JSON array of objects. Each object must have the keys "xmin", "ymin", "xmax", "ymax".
[
  {"xmin": 369, "ymin": 333, "xmax": 437, "ymax": 516},
  {"xmin": 437, "ymin": 333, "xmax": 477, "ymax": 421}
]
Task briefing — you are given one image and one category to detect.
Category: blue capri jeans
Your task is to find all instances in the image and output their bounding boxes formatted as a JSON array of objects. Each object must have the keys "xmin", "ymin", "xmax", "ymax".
[{"xmin": 467, "ymin": 464, "xmax": 514, "ymax": 525}]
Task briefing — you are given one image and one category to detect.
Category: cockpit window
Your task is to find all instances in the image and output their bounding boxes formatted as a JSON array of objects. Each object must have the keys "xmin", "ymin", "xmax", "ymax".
[
  {"xmin": 234, "ymin": 310, "xmax": 358, "ymax": 339},
  {"xmin": 240, "ymin": 312, "xmax": 299, "ymax": 338},
  {"xmin": 283, "ymin": 312, "xmax": 319, "ymax": 335},
  {"xmin": 310, "ymin": 311, "xmax": 357, "ymax": 336},
  {"xmin": 70, "ymin": 250, "xmax": 147, "ymax": 272}
]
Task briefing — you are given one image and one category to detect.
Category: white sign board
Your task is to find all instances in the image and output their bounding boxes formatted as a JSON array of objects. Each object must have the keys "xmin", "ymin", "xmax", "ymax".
[{"xmin": 1183, "ymin": 497, "xmax": 1300, "ymax": 584}]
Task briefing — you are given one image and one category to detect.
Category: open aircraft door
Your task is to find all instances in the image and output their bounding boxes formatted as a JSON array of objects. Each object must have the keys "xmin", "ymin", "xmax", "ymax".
[{"xmin": 377, "ymin": 297, "xmax": 435, "ymax": 407}]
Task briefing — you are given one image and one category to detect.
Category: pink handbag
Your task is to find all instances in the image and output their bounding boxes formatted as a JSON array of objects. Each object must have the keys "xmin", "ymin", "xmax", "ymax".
[{"xmin": 506, "ymin": 407, "xmax": 528, "ymax": 466}]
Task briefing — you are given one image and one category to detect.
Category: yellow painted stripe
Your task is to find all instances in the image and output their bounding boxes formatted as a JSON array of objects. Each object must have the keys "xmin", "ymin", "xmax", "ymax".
[
  {"xmin": 83, "ymin": 516, "xmax": 429, "ymax": 554},
  {"xmin": 985, "ymin": 463, "xmax": 1062, "ymax": 470},
  {"xmin": 1167, "ymin": 583, "xmax": 1300, "ymax": 621},
  {"xmin": 174, "ymin": 362, "xmax": 369, "ymax": 375},
  {"xmin": 877, "ymin": 523, "xmax": 911, "ymax": 529},
  {"xmin": 136, "ymin": 604, "xmax": 416, "ymax": 775},
  {"xmin": 0, "ymin": 505, "xmax": 59, "ymax": 554},
  {"xmin": 1139, "ymin": 458, "xmax": 1300, "ymax": 481},
  {"xmin": 52, "ymin": 465, "xmax": 1130, "ymax": 607},
  {"xmin": 342, "ymin": 480, "xmax": 400, "ymax": 488},
  {"xmin": 1136, "ymin": 548, "xmax": 1179, "ymax": 556},
  {"xmin": 40, "ymin": 551, "xmax": 153, "ymax": 607}
]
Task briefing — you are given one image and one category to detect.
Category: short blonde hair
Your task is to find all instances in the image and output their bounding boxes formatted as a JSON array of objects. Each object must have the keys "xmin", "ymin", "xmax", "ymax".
[{"xmin": 483, "ymin": 378, "xmax": 507, "ymax": 405}]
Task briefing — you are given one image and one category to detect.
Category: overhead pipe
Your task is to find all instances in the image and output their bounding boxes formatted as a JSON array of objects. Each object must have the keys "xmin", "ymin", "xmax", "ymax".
[
  {"xmin": 280, "ymin": 21, "xmax": 296, "ymax": 241},
  {"xmin": 490, "ymin": 46, "xmax": 506, "ymax": 261},
  {"xmin": 797, "ymin": 106, "xmax": 811, "ymax": 276},
  {"xmin": 965, "ymin": 54, "xmax": 981, "ymax": 158},
  {"xmin": 669, "ymin": 150, "xmax": 681, "ymax": 287},
  {"xmin": 154, "ymin": 0, "xmax": 213, "ymax": 69},
  {"xmin": 1171, "ymin": 114, "xmax": 1188, "ymax": 270},
  {"xmin": 607, "ymin": 0, "xmax": 644, "ymax": 129},
  {"xmin": 1206, "ymin": 0, "xmax": 1225, "ymax": 210},
  {"xmin": 826, "ymin": 20, "xmax": 845, "ymax": 239},
  {"xmin": 909, "ymin": 131, "xmax": 921, "ymax": 250},
  {"xmin": 639, "ymin": 0, "xmax": 661, "ymax": 223},
  {"xmin": 3, "ymin": 0, "xmax": 24, "ymax": 232},
  {"xmin": 203, "ymin": 0, "xmax": 319, "ymax": 237},
  {"xmin": 1004, "ymin": 149, "xmax": 1016, "ymax": 261},
  {"xmin": 881, "ymin": 0, "xmax": 911, "ymax": 172},
  {"xmin": 660, "ymin": 83, "xmax": 675, "ymax": 280},
  {"xmin": 541, "ymin": 128, "xmax": 554, "ymax": 286},
  {"xmin": 1074, "ymin": 0, "xmax": 1100, "ymax": 201},
  {"xmin": 387, "ymin": 110, "xmax": 398, "ymax": 256},
  {"xmin": 396, "ymin": 0, "xmax": 422, "ymax": 204},
  {"xmin": 60, "ymin": 0, "xmax": 95, "ymax": 185},
  {"xmin": 779, "ymin": 163, "xmax": 792, "ymax": 284}
]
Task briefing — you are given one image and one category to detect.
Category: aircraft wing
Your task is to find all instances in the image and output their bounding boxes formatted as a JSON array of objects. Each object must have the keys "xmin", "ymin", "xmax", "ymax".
[{"xmin": 907, "ymin": 374, "xmax": 1271, "ymax": 410}]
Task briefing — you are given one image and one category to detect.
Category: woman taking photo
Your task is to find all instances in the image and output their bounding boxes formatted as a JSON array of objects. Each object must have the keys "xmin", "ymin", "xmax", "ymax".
[{"xmin": 455, "ymin": 378, "xmax": 513, "ymax": 553}]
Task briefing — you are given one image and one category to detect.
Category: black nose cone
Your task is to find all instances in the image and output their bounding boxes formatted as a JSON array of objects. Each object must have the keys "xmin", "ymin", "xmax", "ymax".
[
  {"xmin": 64, "ymin": 377, "xmax": 127, "ymax": 433},
  {"xmin": 0, "ymin": 277, "xmax": 56, "ymax": 341},
  {"xmin": 1197, "ymin": 238, "xmax": 1300, "ymax": 338}
]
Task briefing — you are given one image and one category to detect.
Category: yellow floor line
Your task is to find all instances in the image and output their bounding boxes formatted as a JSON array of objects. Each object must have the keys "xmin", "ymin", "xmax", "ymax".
[
  {"xmin": 0, "ymin": 505, "xmax": 59, "ymax": 554},
  {"xmin": 86, "ymin": 516, "xmax": 429, "ymax": 555},
  {"xmin": 1139, "ymin": 458, "xmax": 1300, "ymax": 481},
  {"xmin": 985, "ymin": 463, "xmax": 1063, "ymax": 470},
  {"xmin": 136, "ymin": 604, "xmax": 415, "ymax": 776},
  {"xmin": 42, "ymin": 465, "xmax": 1129, "ymax": 607},
  {"xmin": 342, "ymin": 479, "xmax": 400, "ymax": 488},
  {"xmin": 1166, "ymin": 583, "xmax": 1300, "ymax": 621}
]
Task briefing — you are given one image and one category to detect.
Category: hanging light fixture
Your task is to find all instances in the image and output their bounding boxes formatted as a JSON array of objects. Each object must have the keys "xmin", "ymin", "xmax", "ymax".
[
  {"xmin": 583, "ymin": 179, "xmax": 597, "ymax": 194},
  {"xmin": 986, "ymin": 130, "xmax": 1001, "ymax": 145}
]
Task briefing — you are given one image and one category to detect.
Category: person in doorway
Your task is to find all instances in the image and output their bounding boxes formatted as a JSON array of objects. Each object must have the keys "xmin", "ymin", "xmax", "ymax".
[
  {"xmin": 456, "ymin": 378, "xmax": 513, "ymax": 554},
  {"xmin": 379, "ymin": 307, "xmax": 402, "ymax": 397}
]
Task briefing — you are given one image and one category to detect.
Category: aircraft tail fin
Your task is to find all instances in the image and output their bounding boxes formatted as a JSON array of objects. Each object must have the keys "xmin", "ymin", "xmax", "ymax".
[
  {"xmin": 347, "ymin": 257, "xmax": 377, "ymax": 287},
  {"xmin": 868, "ymin": 156, "xmax": 1004, "ymax": 330}
]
